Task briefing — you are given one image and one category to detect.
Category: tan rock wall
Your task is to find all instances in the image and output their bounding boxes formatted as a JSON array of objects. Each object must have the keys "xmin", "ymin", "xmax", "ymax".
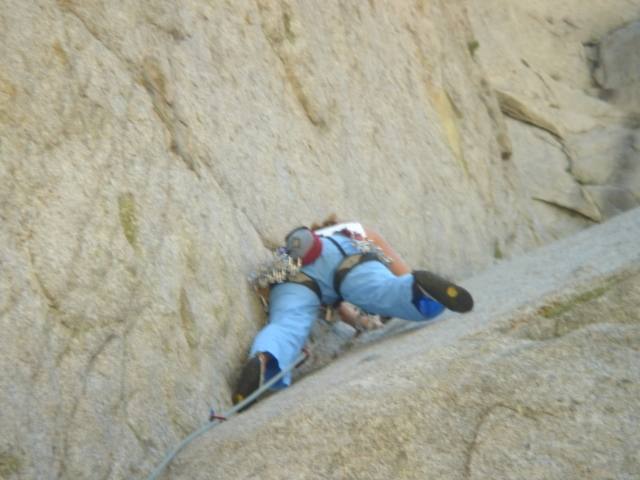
[
  {"xmin": 0, "ymin": 1, "xmax": 539, "ymax": 478},
  {"xmin": 1, "ymin": 1, "xmax": 638, "ymax": 479},
  {"xmin": 467, "ymin": 0, "xmax": 640, "ymax": 230}
]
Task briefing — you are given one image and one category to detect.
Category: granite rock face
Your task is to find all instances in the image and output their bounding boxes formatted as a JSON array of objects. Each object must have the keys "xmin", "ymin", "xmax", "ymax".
[
  {"xmin": 595, "ymin": 21, "xmax": 640, "ymax": 113},
  {"xmin": 0, "ymin": 1, "xmax": 639, "ymax": 479},
  {"xmin": 467, "ymin": 0, "xmax": 640, "ymax": 230}
]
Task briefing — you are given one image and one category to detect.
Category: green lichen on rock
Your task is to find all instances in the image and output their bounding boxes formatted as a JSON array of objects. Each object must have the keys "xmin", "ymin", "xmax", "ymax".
[
  {"xmin": 0, "ymin": 452, "xmax": 22, "ymax": 477},
  {"xmin": 538, "ymin": 285, "xmax": 610, "ymax": 318},
  {"xmin": 537, "ymin": 272, "xmax": 632, "ymax": 319},
  {"xmin": 467, "ymin": 40, "xmax": 480, "ymax": 56},
  {"xmin": 118, "ymin": 192, "xmax": 138, "ymax": 248}
]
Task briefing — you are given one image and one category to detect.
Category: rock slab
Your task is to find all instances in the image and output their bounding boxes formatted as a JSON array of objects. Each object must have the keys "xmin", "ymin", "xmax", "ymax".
[{"xmin": 169, "ymin": 208, "xmax": 640, "ymax": 480}]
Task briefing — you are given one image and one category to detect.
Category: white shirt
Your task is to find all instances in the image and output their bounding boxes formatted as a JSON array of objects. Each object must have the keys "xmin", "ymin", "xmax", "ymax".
[{"xmin": 314, "ymin": 222, "xmax": 366, "ymax": 238}]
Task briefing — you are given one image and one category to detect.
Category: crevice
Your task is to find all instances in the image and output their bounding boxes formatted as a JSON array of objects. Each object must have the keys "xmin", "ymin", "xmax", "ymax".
[
  {"xmin": 463, "ymin": 405, "xmax": 493, "ymax": 480},
  {"xmin": 58, "ymin": 1, "xmax": 200, "ymax": 177},
  {"xmin": 179, "ymin": 288, "xmax": 199, "ymax": 368},
  {"xmin": 26, "ymin": 247, "xmax": 61, "ymax": 311},
  {"xmin": 533, "ymin": 70, "xmax": 561, "ymax": 108},
  {"xmin": 86, "ymin": 333, "xmax": 118, "ymax": 375},
  {"xmin": 583, "ymin": 40, "xmax": 603, "ymax": 91},
  {"xmin": 243, "ymin": 210, "xmax": 276, "ymax": 250},
  {"xmin": 532, "ymin": 197, "xmax": 600, "ymax": 223},
  {"xmin": 497, "ymin": 90, "xmax": 562, "ymax": 138},
  {"xmin": 196, "ymin": 161, "xmax": 274, "ymax": 251},
  {"xmin": 255, "ymin": 1, "xmax": 327, "ymax": 129},
  {"xmin": 57, "ymin": 329, "xmax": 120, "ymax": 479},
  {"xmin": 57, "ymin": 1, "xmax": 131, "ymax": 72},
  {"xmin": 139, "ymin": 57, "xmax": 201, "ymax": 177}
]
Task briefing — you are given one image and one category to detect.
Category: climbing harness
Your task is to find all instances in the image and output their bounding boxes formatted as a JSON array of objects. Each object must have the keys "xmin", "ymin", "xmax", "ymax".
[
  {"xmin": 145, "ymin": 350, "xmax": 309, "ymax": 480},
  {"xmin": 334, "ymin": 252, "xmax": 383, "ymax": 297},
  {"xmin": 325, "ymin": 233, "xmax": 392, "ymax": 301},
  {"xmin": 250, "ymin": 231, "xmax": 391, "ymax": 312}
]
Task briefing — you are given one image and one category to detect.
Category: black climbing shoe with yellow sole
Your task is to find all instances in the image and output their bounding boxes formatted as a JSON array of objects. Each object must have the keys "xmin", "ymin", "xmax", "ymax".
[
  {"xmin": 232, "ymin": 352, "xmax": 268, "ymax": 409},
  {"xmin": 413, "ymin": 270, "xmax": 474, "ymax": 313}
]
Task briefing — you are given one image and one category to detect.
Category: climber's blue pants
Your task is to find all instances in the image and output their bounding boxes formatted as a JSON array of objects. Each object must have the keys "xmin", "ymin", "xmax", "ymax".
[
  {"xmin": 250, "ymin": 258, "xmax": 444, "ymax": 387},
  {"xmin": 250, "ymin": 282, "xmax": 321, "ymax": 388}
]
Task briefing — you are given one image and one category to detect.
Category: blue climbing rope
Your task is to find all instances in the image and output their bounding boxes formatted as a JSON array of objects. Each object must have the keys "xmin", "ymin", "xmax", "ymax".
[{"xmin": 145, "ymin": 350, "xmax": 308, "ymax": 480}]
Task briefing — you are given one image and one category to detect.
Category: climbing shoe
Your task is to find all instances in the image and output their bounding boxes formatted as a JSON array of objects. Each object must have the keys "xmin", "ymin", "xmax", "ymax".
[
  {"xmin": 413, "ymin": 270, "xmax": 474, "ymax": 313},
  {"xmin": 233, "ymin": 352, "xmax": 269, "ymax": 409}
]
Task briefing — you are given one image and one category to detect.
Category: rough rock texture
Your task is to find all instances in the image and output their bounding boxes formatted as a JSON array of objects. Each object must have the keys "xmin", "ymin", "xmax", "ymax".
[
  {"xmin": 506, "ymin": 119, "xmax": 598, "ymax": 239},
  {"xmin": 595, "ymin": 21, "xmax": 640, "ymax": 112},
  {"xmin": 467, "ymin": 0, "xmax": 640, "ymax": 230},
  {"xmin": 1, "ymin": 1, "xmax": 639, "ymax": 479},
  {"xmin": 170, "ymin": 208, "xmax": 640, "ymax": 480}
]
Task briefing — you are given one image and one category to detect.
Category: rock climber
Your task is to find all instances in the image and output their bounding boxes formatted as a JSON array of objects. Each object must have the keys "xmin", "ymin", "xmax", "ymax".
[{"xmin": 233, "ymin": 219, "xmax": 474, "ymax": 406}]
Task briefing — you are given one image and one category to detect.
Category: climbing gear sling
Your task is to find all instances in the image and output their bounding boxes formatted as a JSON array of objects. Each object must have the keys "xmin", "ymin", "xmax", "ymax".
[{"xmin": 249, "ymin": 248, "xmax": 321, "ymax": 310}]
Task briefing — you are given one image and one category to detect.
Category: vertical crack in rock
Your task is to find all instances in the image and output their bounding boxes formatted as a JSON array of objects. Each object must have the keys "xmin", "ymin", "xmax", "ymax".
[
  {"xmin": 58, "ymin": 1, "xmax": 200, "ymax": 177},
  {"xmin": 58, "ymin": 332, "xmax": 119, "ymax": 479},
  {"xmin": 32, "ymin": 267, "xmax": 61, "ymax": 312},
  {"xmin": 406, "ymin": 25, "xmax": 470, "ymax": 175},
  {"xmin": 57, "ymin": 1, "xmax": 129, "ymax": 70},
  {"xmin": 138, "ymin": 57, "xmax": 200, "ymax": 176},
  {"xmin": 179, "ymin": 288, "xmax": 199, "ymax": 358},
  {"xmin": 118, "ymin": 192, "xmax": 138, "ymax": 250},
  {"xmin": 197, "ymin": 166, "xmax": 274, "ymax": 251},
  {"xmin": 59, "ymin": 0, "xmax": 279, "ymax": 251},
  {"xmin": 242, "ymin": 210, "xmax": 277, "ymax": 250},
  {"xmin": 478, "ymin": 77, "xmax": 513, "ymax": 160},
  {"xmin": 432, "ymin": 88, "xmax": 470, "ymax": 176},
  {"xmin": 463, "ymin": 405, "xmax": 494, "ymax": 480},
  {"xmin": 256, "ymin": 0, "xmax": 327, "ymax": 129}
]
